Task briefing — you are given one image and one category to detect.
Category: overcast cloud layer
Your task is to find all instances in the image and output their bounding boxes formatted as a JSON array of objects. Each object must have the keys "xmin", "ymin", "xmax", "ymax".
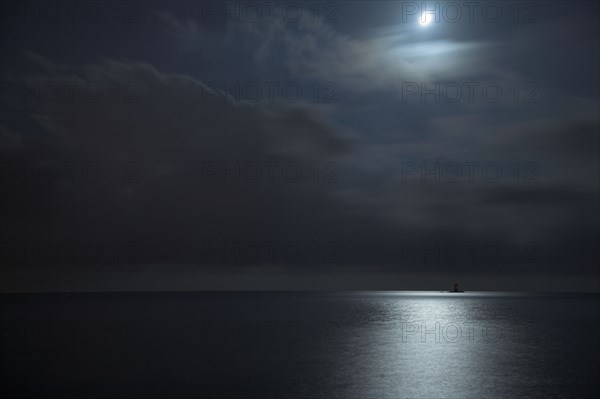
[{"xmin": 1, "ymin": 1, "xmax": 598, "ymax": 291}]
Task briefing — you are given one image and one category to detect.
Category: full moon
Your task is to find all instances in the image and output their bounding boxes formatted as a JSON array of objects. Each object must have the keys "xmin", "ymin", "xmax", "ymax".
[{"xmin": 419, "ymin": 13, "xmax": 433, "ymax": 26}]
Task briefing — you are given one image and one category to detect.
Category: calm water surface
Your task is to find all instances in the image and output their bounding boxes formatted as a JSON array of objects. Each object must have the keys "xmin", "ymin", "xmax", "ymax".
[{"xmin": 2, "ymin": 292, "xmax": 599, "ymax": 398}]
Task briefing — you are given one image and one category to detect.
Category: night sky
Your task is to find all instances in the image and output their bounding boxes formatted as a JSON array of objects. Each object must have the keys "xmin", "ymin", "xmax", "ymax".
[{"xmin": 1, "ymin": 1, "xmax": 598, "ymax": 292}]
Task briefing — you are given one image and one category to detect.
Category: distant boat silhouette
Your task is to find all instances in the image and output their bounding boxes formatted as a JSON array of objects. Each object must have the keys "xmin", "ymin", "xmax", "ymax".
[{"xmin": 449, "ymin": 282, "xmax": 464, "ymax": 293}]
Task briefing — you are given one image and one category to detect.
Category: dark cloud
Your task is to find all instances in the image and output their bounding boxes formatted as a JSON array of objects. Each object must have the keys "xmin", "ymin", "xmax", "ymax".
[{"xmin": 0, "ymin": 1, "xmax": 598, "ymax": 291}]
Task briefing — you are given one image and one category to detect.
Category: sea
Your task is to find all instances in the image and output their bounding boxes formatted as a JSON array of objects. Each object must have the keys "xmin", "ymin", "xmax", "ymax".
[{"xmin": 1, "ymin": 291, "xmax": 599, "ymax": 398}]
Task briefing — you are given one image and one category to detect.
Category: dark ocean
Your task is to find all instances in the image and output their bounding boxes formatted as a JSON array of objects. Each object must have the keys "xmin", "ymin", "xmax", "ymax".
[{"xmin": 2, "ymin": 292, "xmax": 599, "ymax": 398}]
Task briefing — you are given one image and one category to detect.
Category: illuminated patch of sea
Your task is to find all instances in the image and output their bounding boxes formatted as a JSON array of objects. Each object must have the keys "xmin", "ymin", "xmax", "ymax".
[{"xmin": 1, "ymin": 291, "xmax": 599, "ymax": 398}]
